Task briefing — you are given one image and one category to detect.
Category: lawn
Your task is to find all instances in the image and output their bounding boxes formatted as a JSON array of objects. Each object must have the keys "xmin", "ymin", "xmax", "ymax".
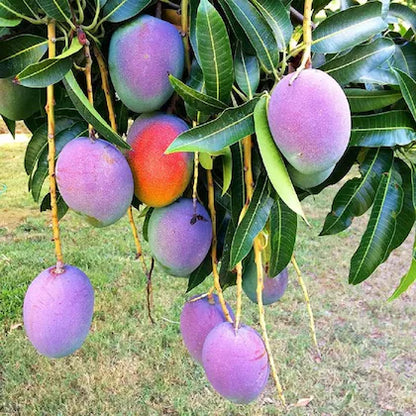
[{"xmin": 1, "ymin": 137, "xmax": 415, "ymax": 415}]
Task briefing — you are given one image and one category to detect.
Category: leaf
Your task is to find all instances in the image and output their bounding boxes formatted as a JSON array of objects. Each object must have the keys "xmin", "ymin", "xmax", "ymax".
[
  {"xmin": 196, "ymin": 0, "xmax": 233, "ymax": 103},
  {"xmin": 15, "ymin": 57, "xmax": 72, "ymax": 88},
  {"xmin": 0, "ymin": 0, "xmax": 38, "ymax": 20},
  {"xmin": 184, "ymin": 60, "xmax": 209, "ymax": 123},
  {"xmin": 394, "ymin": 68, "xmax": 416, "ymax": 122},
  {"xmin": 142, "ymin": 207, "xmax": 154, "ymax": 242},
  {"xmin": 269, "ymin": 196, "xmax": 297, "ymax": 276},
  {"xmin": 251, "ymin": 0, "xmax": 292, "ymax": 51},
  {"xmin": 358, "ymin": 66, "xmax": 398, "ymax": 85},
  {"xmin": 0, "ymin": 16, "xmax": 21, "ymax": 26},
  {"xmin": 388, "ymin": 3, "xmax": 416, "ymax": 33},
  {"xmin": 187, "ymin": 253, "xmax": 212, "ymax": 292},
  {"xmin": 169, "ymin": 74, "xmax": 227, "ymax": 114},
  {"xmin": 230, "ymin": 142, "xmax": 245, "ymax": 226},
  {"xmin": 222, "ymin": 0, "xmax": 278, "ymax": 74},
  {"xmin": 320, "ymin": 38, "xmax": 395, "ymax": 85},
  {"xmin": 350, "ymin": 110, "xmax": 416, "ymax": 147},
  {"xmin": 166, "ymin": 98, "xmax": 259, "ymax": 154},
  {"xmin": 345, "ymin": 88, "xmax": 402, "ymax": 113},
  {"xmin": 388, "ymin": 231, "xmax": 416, "ymax": 300},
  {"xmin": 349, "ymin": 166, "xmax": 403, "ymax": 285},
  {"xmin": 2, "ymin": 116, "xmax": 15, "ymax": 138},
  {"xmin": 321, "ymin": 148, "xmax": 394, "ymax": 236},
  {"xmin": 102, "ymin": 0, "xmax": 152, "ymax": 23},
  {"xmin": 312, "ymin": 2, "xmax": 387, "ymax": 54},
  {"xmin": 230, "ymin": 174, "xmax": 273, "ymax": 268},
  {"xmin": 40, "ymin": 191, "xmax": 68, "ymax": 220},
  {"xmin": 0, "ymin": 34, "xmax": 48, "ymax": 78},
  {"xmin": 234, "ymin": 45, "xmax": 260, "ymax": 99},
  {"xmin": 189, "ymin": 0, "xmax": 201, "ymax": 65},
  {"xmin": 254, "ymin": 95, "xmax": 306, "ymax": 220},
  {"xmin": 219, "ymin": 218, "xmax": 237, "ymax": 289},
  {"xmin": 222, "ymin": 146, "xmax": 232, "ymax": 196},
  {"xmin": 34, "ymin": 0, "xmax": 71, "ymax": 22},
  {"xmin": 62, "ymin": 71, "xmax": 129, "ymax": 149}
]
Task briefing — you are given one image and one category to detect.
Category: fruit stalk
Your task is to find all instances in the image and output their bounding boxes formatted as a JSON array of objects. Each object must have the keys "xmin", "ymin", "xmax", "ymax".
[
  {"xmin": 207, "ymin": 168, "xmax": 233, "ymax": 323},
  {"xmin": 83, "ymin": 39, "xmax": 95, "ymax": 137},
  {"xmin": 46, "ymin": 20, "xmax": 64, "ymax": 273},
  {"xmin": 192, "ymin": 150, "xmax": 199, "ymax": 213},
  {"xmin": 180, "ymin": 0, "xmax": 191, "ymax": 75},
  {"xmin": 291, "ymin": 255, "xmax": 322, "ymax": 360}
]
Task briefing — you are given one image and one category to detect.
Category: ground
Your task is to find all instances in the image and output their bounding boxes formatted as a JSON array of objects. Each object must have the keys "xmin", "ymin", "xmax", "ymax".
[{"xmin": 0, "ymin": 126, "xmax": 415, "ymax": 415}]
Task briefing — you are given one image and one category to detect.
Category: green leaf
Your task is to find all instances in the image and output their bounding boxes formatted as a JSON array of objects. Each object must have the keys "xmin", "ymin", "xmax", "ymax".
[
  {"xmin": 166, "ymin": 98, "xmax": 259, "ymax": 154},
  {"xmin": 169, "ymin": 74, "xmax": 227, "ymax": 114},
  {"xmin": 394, "ymin": 68, "xmax": 416, "ymax": 122},
  {"xmin": 320, "ymin": 38, "xmax": 395, "ymax": 85},
  {"xmin": 222, "ymin": 146, "xmax": 232, "ymax": 196},
  {"xmin": 0, "ymin": 16, "xmax": 21, "ymax": 26},
  {"xmin": 222, "ymin": 0, "xmax": 278, "ymax": 74},
  {"xmin": 15, "ymin": 57, "xmax": 72, "ymax": 88},
  {"xmin": 321, "ymin": 148, "xmax": 394, "ymax": 236},
  {"xmin": 350, "ymin": 110, "xmax": 416, "ymax": 147},
  {"xmin": 312, "ymin": 2, "xmax": 387, "ymax": 54},
  {"xmin": 388, "ymin": 3, "xmax": 416, "ymax": 33},
  {"xmin": 251, "ymin": 0, "xmax": 292, "ymax": 51},
  {"xmin": 230, "ymin": 142, "xmax": 245, "ymax": 226},
  {"xmin": 62, "ymin": 71, "xmax": 129, "ymax": 149},
  {"xmin": 189, "ymin": 0, "xmax": 201, "ymax": 65},
  {"xmin": 2, "ymin": 116, "xmax": 15, "ymax": 138},
  {"xmin": 349, "ymin": 166, "xmax": 403, "ymax": 285},
  {"xmin": 196, "ymin": 0, "xmax": 233, "ymax": 103},
  {"xmin": 142, "ymin": 207, "xmax": 154, "ymax": 242},
  {"xmin": 269, "ymin": 196, "xmax": 297, "ymax": 276},
  {"xmin": 0, "ymin": 35, "xmax": 48, "ymax": 78},
  {"xmin": 230, "ymin": 174, "xmax": 273, "ymax": 268},
  {"xmin": 234, "ymin": 45, "xmax": 259, "ymax": 99},
  {"xmin": 40, "ymin": 191, "xmax": 68, "ymax": 221},
  {"xmin": 388, "ymin": 231, "xmax": 416, "ymax": 300},
  {"xmin": 219, "ymin": 218, "xmax": 237, "ymax": 289},
  {"xmin": 184, "ymin": 60, "xmax": 209, "ymax": 123},
  {"xmin": 254, "ymin": 95, "xmax": 306, "ymax": 220},
  {"xmin": 34, "ymin": 0, "xmax": 71, "ymax": 22},
  {"xmin": 102, "ymin": 0, "xmax": 151, "ymax": 23},
  {"xmin": 0, "ymin": 0, "xmax": 38, "ymax": 20},
  {"xmin": 358, "ymin": 66, "xmax": 398, "ymax": 85},
  {"xmin": 187, "ymin": 253, "xmax": 212, "ymax": 292},
  {"xmin": 345, "ymin": 88, "xmax": 402, "ymax": 113}
]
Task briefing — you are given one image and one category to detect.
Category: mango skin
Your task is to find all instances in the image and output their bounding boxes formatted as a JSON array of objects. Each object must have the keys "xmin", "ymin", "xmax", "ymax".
[
  {"xmin": 268, "ymin": 69, "xmax": 351, "ymax": 174},
  {"xmin": 243, "ymin": 264, "xmax": 288, "ymax": 305},
  {"xmin": 0, "ymin": 78, "xmax": 41, "ymax": 120},
  {"xmin": 56, "ymin": 137, "xmax": 134, "ymax": 227},
  {"xmin": 126, "ymin": 113, "xmax": 192, "ymax": 208},
  {"xmin": 23, "ymin": 264, "xmax": 94, "ymax": 358},
  {"xmin": 288, "ymin": 164, "xmax": 335, "ymax": 189},
  {"xmin": 108, "ymin": 14, "xmax": 184, "ymax": 113},
  {"xmin": 180, "ymin": 294, "xmax": 234, "ymax": 364},
  {"xmin": 202, "ymin": 322, "xmax": 270, "ymax": 404},
  {"xmin": 148, "ymin": 198, "xmax": 212, "ymax": 277}
]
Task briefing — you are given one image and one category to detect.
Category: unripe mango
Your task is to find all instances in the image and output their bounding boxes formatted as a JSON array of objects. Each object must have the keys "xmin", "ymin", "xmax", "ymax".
[
  {"xmin": 109, "ymin": 15, "xmax": 184, "ymax": 113},
  {"xmin": 126, "ymin": 113, "xmax": 192, "ymax": 208},
  {"xmin": 268, "ymin": 69, "xmax": 351, "ymax": 174}
]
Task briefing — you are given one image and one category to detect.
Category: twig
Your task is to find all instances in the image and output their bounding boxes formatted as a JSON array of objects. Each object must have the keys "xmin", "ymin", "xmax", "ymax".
[
  {"xmin": 289, "ymin": 6, "xmax": 317, "ymax": 30},
  {"xmin": 180, "ymin": 0, "xmax": 192, "ymax": 75}
]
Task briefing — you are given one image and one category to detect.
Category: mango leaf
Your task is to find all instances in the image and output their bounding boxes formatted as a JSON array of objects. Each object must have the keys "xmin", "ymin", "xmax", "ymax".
[
  {"xmin": 2, "ymin": 116, "xmax": 15, "ymax": 138},
  {"xmin": 358, "ymin": 66, "xmax": 398, "ymax": 85},
  {"xmin": 349, "ymin": 166, "xmax": 403, "ymax": 285},
  {"xmin": 102, "ymin": 0, "xmax": 152, "ymax": 23},
  {"xmin": 0, "ymin": 0, "xmax": 38, "ymax": 20},
  {"xmin": 219, "ymin": 218, "xmax": 237, "ymax": 289},
  {"xmin": 388, "ymin": 3, "xmax": 416, "ymax": 33},
  {"xmin": 0, "ymin": 35, "xmax": 48, "ymax": 78},
  {"xmin": 312, "ymin": 2, "xmax": 387, "ymax": 54},
  {"xmin": 0, "ymin": 17, "xmax": 21, "ymax": 26},
  {"xmin": 166, "ymin": 98, "xmax": 259, "ymax": 154},
  {"xmin": 189, "ymin": 0, "xmax": 201, "ymax": 64},
  {"xmin": 196, "ymin": 0, "xmax": 233, "ymax": 103},
  {"xmin": 345, "ymin": 88, "xmax": 402, "ymax": 113},
  {"xmin": 230, "ymin": 174, "xmax": 273, "ymax": 268},
  {"xmin": 40, "ymin": 191, "xmax": 68, "ymax": 221},
  {"xmin": 394, "ymin": 68, "xmax": 416, "ymax": 122},
  {"xmin": 251, "ymin": 0, "xmax": 292, "ymax": 50},
  {"xmin": 388, "ymin": 231, "xmax": 416, "ymax": 300},
  {"xmin": 321, "ymin": 148, "xmax": 394, "ymax": 236},
  {"xmin": 234, "ymin": 45, "xmax": 260, "ymax": 99},
  {"xmin": 230, "ymin": 142, "xmax": 245, "ymax": 226},
  {"xmin": 254, "ymin": 95, "xmax": 306, "ymax": 220},
  {"xmin": 222, "ymin": 0, "xmax": 278, "ymax": 74},
  {"xmin": 169, "ymin": 74, "xmax": 227, "ymax": 114},
  {"xmin": 184, "ymin": 60, "xmax": 209, "ymax": 123},
  {"xmin": 187, "ymin": 253, "xmax": 212, "ymax": 292},
  {"xmin": 222, "ymin": 147, "xmax": 232, "ymax": 196},
  {"xmin": 321, "ymin": 38, "xmax": 395, "ymax": 85},
  {"xmin": 34, "ymin": 0, "xmax": 71, "ymax": 22},
  {"xmin": 142, "ymin": 207, "xmax": 154, "ymax": 242},
  {"xmin": 63, "ymin": 71, "xmax": 129, "ymax": 149},
  {"xmin": 350, "ymin": 110, "xmax": 416, "ymax": 147},
  {"xmin": 269, "ymin": 196, "xmax": 297, "ymax": 276}
]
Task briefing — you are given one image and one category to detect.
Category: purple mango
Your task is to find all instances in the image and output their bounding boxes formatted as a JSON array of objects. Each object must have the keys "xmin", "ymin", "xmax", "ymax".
[
  {"xmin": 202, "ymin": 322, "xmax": 270, "ymax": 404},
  {"xmin": 268, "ymin": 69, "xmax": 351, "ymax": 174},
  {"xmin": 109, "ymin": 14, "xmax": 184, "ymax": 113},
  {"xmin": 147, "ymin": 198, "xmax": 213, "ymax": 277},
  {"xmin": 180, "ymin": 294, "xmax": 234, "ymax": 364},
  {"xmin": 23, "ymin": 264, "xmax": 94, "ymax": 358},
  {"xmin": 55, "ymin": 137, "xmax": 134, "ymax": 227}
]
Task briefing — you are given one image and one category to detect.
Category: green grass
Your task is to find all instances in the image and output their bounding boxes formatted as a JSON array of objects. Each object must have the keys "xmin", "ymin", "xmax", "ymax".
[{"xmin": 1, "ymin": 141, "xmax": 416, "ymax": 415}]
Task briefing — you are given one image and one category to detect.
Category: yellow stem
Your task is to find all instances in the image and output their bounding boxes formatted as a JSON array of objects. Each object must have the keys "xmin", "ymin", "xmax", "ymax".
[
  {"xmin": 207, "ymin": 168, "xmax": 233, "ymax": 323},
  {"xmin": 181, "ymin": 0, "xmax": 191, "ymax": 75},
  {"xmin": 93, "ymin": 45, "xmax": 117, "ymax": 132},
  {"xmin": 192, "ymin": 151, "xmax": 199, "ymax": 213},
  {"xmin": 291, "ymin": 255, "xmax": 322, "ymax": 360},
  {"xmin": 47, "ymin": 21, "xmax": 64, "ymax": 273},
  {"xmin": 83, "ymin": 42, "xmax": 94, "ymax": 136}
]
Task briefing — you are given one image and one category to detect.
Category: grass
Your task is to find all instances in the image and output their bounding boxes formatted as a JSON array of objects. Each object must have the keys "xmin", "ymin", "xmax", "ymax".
[{"xmin": 1, "ymin": 140, "xmax": 416, "ymax": 415}]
